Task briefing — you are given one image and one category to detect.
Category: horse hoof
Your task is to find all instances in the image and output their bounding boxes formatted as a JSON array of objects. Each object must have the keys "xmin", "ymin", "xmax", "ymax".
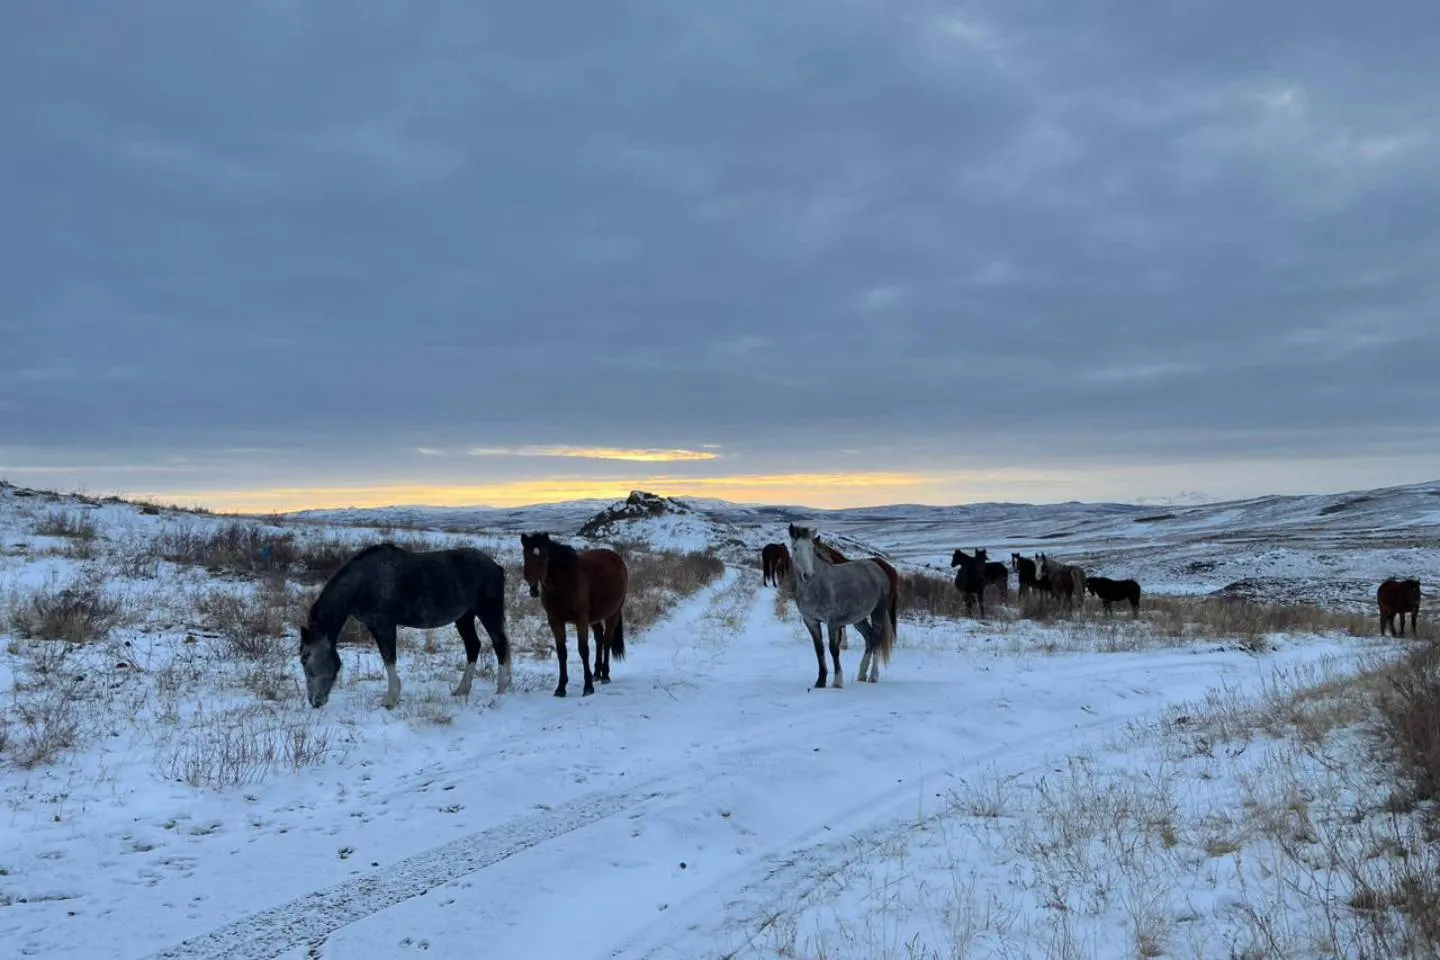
[
  {"xmin": 554, "ymin": 689, "xmax": 566, "ymax": 698},
  {"xmin": 583, "ymin": 686, "xmax": 595, "ymax": 697},
  {"xmin": 600, "ymin": 676, "xmax": 611, "ymax": 684}
]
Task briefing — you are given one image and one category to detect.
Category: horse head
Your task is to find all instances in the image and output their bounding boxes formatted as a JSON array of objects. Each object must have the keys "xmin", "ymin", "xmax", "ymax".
[
  {"xmin": 298, "ymin": 623, "xmax": 342, "ymax": 709},
  {"xmin": 788, "ymin": 524, "xmax": 819, "ymax": 581},
  {"xmin": 520, "ymin": 531, "xmax": 554, "ymax": 598},
  {"xmin": 950, "ymin": 548, "xmax": 971, "ymax": 568}
]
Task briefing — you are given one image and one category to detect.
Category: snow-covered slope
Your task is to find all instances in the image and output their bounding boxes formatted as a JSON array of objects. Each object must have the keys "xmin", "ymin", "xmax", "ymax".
[{"xmin": 282, "ymin": 480, "xmax": 1440, "ymax": 606}]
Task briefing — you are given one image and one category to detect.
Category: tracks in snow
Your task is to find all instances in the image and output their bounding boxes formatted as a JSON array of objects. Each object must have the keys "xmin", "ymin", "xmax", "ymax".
[{"xmin": 133, "ymin": 570, "xmax": 1263, "ymax": 960}]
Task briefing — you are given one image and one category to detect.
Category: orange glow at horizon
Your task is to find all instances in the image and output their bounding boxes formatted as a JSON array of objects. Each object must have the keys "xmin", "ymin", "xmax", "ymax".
[{"xmin": 136, "ymin": 472, "xmax": 966, "ymax": 514}]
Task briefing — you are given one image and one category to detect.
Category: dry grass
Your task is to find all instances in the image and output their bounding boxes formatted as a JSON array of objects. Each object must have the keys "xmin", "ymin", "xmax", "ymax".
[
  {"xmin": 31, "ymin": 508, "xmax": 98, "ymax": 541},
  {"xmin": 1377, "ymin": 639, "xmax": 1440, "ymax": 808},
  {"xmin": 144, "ymin": 521, "xmax": 449, "ymax": 584},
  {"xmin": 154, "ymin": 703, "xmax": 344, "ymax": 789},
  {"xmin": 5, "ymin": 570, "xmax": 125, "ymax": 643},
  {"xmin": 607, "ymin": 547, "xmax": 726, "ymax": 636}
]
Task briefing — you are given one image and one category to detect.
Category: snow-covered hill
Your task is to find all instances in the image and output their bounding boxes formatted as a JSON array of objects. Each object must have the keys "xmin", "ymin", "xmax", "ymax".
[{"xmin": 287, "ymin": 480, "xmax": 1440, "ymax": 607}]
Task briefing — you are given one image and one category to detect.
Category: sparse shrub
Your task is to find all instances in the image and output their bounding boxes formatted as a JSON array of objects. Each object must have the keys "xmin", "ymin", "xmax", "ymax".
[
  {"xmin": 1378, "ymin": 639, "xmax": 1440, "ymax": 805},
  {"xmin": 155, "ymin": 704, "xmax": 339, "ymax": 789},
  {"xmin": 191, "ymin": 576, "xmax": 295, "ymax": 657},
  {"xmin": 32, "ymin": 508, "xmax": 98, "ymax": 541},
  {"xmin": 6, "ymin": 571, "xmax": 124, "ymax": 643},
  {"xmin": 6, "ymin": 687, "xmax": 82, "ymax": 768},
  {"xmin": 621, "ymin": 549, "xmax": 726, "ymax": 635}
]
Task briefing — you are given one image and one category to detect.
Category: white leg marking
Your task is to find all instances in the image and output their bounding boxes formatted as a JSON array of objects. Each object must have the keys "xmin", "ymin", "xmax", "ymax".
[
  {"xmin": 452, "ymin": 661, "xmax": 476, "ymax": 697},
  {"xmin": 496, "ymin": 660, "xmax": 513, "ymax": 694},
  {"xmin": 384, "ymin": 662, "xmax": 402, "ymax": 708}
]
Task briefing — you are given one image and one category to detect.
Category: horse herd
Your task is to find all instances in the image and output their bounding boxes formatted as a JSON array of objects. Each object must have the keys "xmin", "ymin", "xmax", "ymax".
[
  {"xmin": 765, "ymin": 539, "xmax": 1142, "ymax": 620},
  {"xmin": 294, "ymin": 530, "xmax": 1427, "ymax": 710}
]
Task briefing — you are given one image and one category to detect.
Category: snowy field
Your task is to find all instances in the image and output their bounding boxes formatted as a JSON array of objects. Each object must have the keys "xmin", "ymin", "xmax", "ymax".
[{"xmin": 2, "ymin": 480, "xmax": 1437, "ymax": 959}]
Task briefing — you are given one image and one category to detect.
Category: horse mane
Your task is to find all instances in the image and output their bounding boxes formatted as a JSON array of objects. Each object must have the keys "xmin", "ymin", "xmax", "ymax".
[{"xmin": 544, "ymin": 538, "xmax": 583, "ymax": 578}]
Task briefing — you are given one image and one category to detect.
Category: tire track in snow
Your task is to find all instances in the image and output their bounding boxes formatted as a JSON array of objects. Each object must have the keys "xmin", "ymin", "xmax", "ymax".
[
  {"xmin": 139, "ymin": 782, "xmax": 663, "ymax": 960},
  {"xmin": 599, "ymin": 660, "xmax": 1255, "ymax": 960}
]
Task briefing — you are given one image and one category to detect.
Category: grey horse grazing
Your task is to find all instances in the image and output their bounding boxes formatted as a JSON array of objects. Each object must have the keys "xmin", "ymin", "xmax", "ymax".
[
  {"xmin": 788, "ymin": 523, "xmax": 897, "ymax": 688},
  {"xmin": 298, "ymin": 543, "xmax": 513, "ymax": 709}
]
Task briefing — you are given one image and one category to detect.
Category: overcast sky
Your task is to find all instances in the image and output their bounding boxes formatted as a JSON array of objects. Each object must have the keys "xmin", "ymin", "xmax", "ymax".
[{"xmin": 3, "ymin": 2, "xmax": 1439, "ymax": 510}]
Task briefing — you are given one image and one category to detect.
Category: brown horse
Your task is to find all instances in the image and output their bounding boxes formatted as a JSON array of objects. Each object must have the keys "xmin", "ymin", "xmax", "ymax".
[
  {"xmin": 814, "ymin": 537, "xmax": 847, "ymax": 563},
  {"xmin": 761, "ymin": 542, "xmax": 791, "ymax": 587},
  {"xmin": 1377, "ymin": 577, "xmax": 1421, "ymax": 637},
  {"xmin": 1036, "ymin": 553, "xmax": 1086, "ymax": 611},
  {"xmin": 808, "ymin": 537, "xmax": 899, "ymax": 649},
  {"xmin": 521, "ymin": 532, "xmax": 629, "ymax": 697}
]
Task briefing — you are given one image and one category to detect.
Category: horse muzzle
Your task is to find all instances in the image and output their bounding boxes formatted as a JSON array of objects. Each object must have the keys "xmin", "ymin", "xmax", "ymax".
[{"xmin": 528, "ymin": 583, "xmax": 540, "ymax": 598}]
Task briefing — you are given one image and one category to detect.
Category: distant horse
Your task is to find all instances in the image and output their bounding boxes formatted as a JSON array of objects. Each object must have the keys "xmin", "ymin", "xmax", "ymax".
[
  {"xmin": 951, "ymin": 548, "xmax": 990, "ymax": 618},
  {"xmin": 982, "ymin": 555, "xmax": 1009, "ymax": 601},
  {"xmin": 521, "ymin": 532, "xmax": 629, "ymax": 697},
  {"xmin": 1085, "ymin": 576, "xmax": 1142, "ymax": 617},
  {"xmin": 1036, "ymin": 553, "xmax": 1086, "ymax": 611},
  {"xmin": 298, "ymin": 543, "xmax": 512, "ymax": 710},
  {"xmin": 761, "ymin": 543, "xmax": 791, "ymax": 587},
  {"xmin": 788, "ymin": 524, "xmax": 897, "ymax": 687},
  {"xmin": 1377, "ymin": 577, "xmax": 1421, "ymax": 637},
  {"xmin": 1011, "ymin": 552, "xmax": 1049, "ymax": 599}
]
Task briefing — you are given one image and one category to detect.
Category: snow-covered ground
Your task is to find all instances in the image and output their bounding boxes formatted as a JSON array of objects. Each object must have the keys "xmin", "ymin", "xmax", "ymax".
[{"xmin": 1, "ymin": 480, "xmax": 1435, "ymax": 959}]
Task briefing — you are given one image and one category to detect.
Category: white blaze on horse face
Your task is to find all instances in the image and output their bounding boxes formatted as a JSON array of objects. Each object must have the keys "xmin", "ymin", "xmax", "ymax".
[{"xmin": 790, "ymin": 534, "xmax": 817, "ymax": 581}]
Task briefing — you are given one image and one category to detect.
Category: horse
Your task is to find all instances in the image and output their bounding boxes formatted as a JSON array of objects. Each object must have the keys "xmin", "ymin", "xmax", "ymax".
[
  {"xmin": 761, "ymin": 543, "xmax": 791, "ymax": 587},
  {"xmin": 521, "ymin": 532, "xmax": 629, "ymax": 697},
  {"xmin": 1036, "ymin": 553, "xmax": 1086, "ymax": 611},
  {"xmin": 298, "ymin": 543, "xmax": 512, "ymax": 710},
  {"xmin": 1011, "ymin": 552, "xmax": 1048, "ymax": 599},
  {"xmin": 950, "ymin": 548, "xmax": 990, "ymax": 618},
  {"xmin": 1084, "ymin": 576, "xmax": 1142, "ymax": 616},
  {"xmin": 788, "ymin": 524, "xmax": 897, "ymax": 688},
  {"xmin": 809, "ymin": 537, "xmax": 900, "ymax": 649},
  {"xmin": 1377, "ymin": 577, "xmax": 1421, "ymax": 637},
  {"xmin": 983, "ymin": 556, "xmax": 1009, "ymax": 601}
]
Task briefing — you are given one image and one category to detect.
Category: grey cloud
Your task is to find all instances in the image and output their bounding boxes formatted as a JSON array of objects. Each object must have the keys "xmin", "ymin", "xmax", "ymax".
[{"xmin": 2, "ymin": 0, "xmax": 1439, "ymax": 495}]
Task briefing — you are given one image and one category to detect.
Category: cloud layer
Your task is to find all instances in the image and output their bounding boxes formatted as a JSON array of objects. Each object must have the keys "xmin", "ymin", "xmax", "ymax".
[{"xmin": 3, "ymin": 2, "xmax": 1439, "ymax": 504}]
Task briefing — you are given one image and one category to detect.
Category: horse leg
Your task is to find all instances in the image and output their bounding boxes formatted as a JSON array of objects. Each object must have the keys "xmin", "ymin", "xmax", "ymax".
[
  {"xmin": 453, "ymin": 614, "xmax": 481, "ymax": 698},
  {"xmin": 592, "ymin": 619, "xmax": 610, "ymax": 683},
  {"xmin": 827, "ymin": 622, "xmax": 844, "ymax": 689},
  {"xmin": 370, "ymin": 621, "xmax": 401, "ymax": 709},
  {"xmin": 576, "ymin": 614, "xmax": 595, "ymax": 696},
  {"xmin": 838, "ymin": 623, "xmax": 848, "ymax": 650},
  {"xmin": 476, "ymin": 595, "xmax": 512, "ymax": 694},
  {"xmin": 549, "ymin": 615, "xmax": 570, "ymax": 697},
  {"xmin": 855, "ymin": 617, "xmax": 880, "ymax": 682},
  {"xmin": 804, "ymin": 618, "xmax": 827, "ymax": 689}
]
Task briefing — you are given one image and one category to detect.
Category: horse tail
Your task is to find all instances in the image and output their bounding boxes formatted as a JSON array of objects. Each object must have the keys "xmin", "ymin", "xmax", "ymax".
[
  {"xmin": 875, "ymin": 559, "xmax": 899, "ymax": 666},
  {"xmin": 610, "ymin": 608, "xmax": 626, "ymax": 661}
]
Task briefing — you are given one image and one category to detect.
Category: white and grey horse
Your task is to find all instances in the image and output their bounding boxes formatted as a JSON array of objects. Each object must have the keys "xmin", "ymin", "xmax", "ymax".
[{"xmin": 788, "ymin": 523, "xmax": 897, "ymax": 688}]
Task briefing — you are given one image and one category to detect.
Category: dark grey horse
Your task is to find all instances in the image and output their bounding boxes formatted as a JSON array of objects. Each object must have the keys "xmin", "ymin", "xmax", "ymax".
[
  {"xmin": 298, "ymin": 543, "xmax": 512, "ymax": 709},
  {"xmin": 788, "ymin": 524, "xmax": 897, "ymax": 688}
]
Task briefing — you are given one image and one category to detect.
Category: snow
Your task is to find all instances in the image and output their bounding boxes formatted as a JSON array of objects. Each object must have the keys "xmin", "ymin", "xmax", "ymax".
[{"xmin": 0, "ymin": 479, "xmax": 1435, "ymax": 959}]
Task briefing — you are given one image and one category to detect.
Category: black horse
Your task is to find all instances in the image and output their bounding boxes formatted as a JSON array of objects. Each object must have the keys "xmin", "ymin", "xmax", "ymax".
[
  {"xmin": 1085, "ymin": 576, "xmax": 1142, "ymax": 616},
  {"xmin": 298, "ymin": 543, "xmax": 512, "ymax": 709},
  {"xmin": 951, "ymin": 548, "xmax": 990, "ymax": 618}
]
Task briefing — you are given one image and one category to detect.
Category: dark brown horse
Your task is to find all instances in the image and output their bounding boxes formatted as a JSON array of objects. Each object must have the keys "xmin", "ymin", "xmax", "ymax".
[
  {"xmin": 1377, "ymin": 577, "xmax": 1421, "ymax": 637},
  {"xmin": 951, "ymin": 548, "xmax": 989, "ymax": 617},
  {"xmin": 1036, "ymin": 553, "xmax": 1085, "ymax": 611},
  {"xmin": 521, "ymin": 532, "xmax": 629, "ymax": 697},
  {"xmin": 761, "ymin": 542, "xmax": 791, "ymax": 587}
]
